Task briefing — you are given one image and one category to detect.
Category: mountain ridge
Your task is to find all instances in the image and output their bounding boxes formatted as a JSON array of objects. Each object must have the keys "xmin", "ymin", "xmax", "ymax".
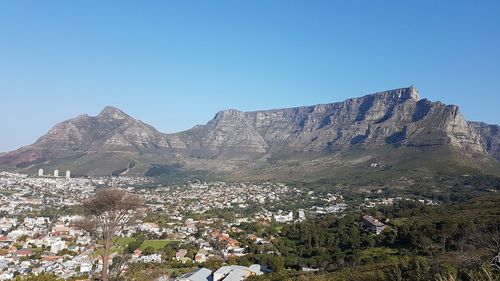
[{"xmin": 1, "ymin": 86, "xmax": 499, "ymax": 179}]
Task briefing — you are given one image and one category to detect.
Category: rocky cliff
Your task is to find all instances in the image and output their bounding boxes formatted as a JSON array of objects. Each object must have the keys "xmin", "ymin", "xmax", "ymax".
[
  {"xmin": 469, "ymin": 122, "xmax": 500, "ymax": 161},
  {"xmin": 165, "ymin": 86, "xmax": 486, "ymax": 156},
  {"xmin": 0, "ymin": 86, "xmax": 498, "ymax": 177}
]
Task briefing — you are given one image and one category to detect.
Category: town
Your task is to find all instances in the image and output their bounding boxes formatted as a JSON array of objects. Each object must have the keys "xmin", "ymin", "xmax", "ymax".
[{"xmin": 0, "ymin": 170, "xmax": 434, "ymax": 280}]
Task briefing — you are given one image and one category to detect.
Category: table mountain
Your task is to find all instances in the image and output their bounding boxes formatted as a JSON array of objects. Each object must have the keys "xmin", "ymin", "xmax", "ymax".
[{"xmin": 1, "ymin": 86, "xmax": 498, "ymax": 179}]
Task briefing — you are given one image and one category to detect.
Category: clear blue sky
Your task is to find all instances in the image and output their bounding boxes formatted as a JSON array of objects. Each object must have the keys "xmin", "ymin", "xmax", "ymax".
[{"xmin": 1, "ymin": 0, "xmax": 499, "ymax": 152}]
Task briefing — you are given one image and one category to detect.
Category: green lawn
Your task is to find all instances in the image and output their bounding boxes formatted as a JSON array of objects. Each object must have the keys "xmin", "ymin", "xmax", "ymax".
[
  {"xmin": 115, "ymin": 237, "xmax": 136, "ymax": 247},
  {"xmin": 139, "ymin": 240, "xmax": 180, "ymax": 250},
  {"xmin": 95, "ymin": 238, "xmax": 180, "ymax": 255}
]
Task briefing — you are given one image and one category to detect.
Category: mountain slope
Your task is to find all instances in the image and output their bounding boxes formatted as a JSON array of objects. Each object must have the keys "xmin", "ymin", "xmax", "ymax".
[{"xmin": 0, "ymin": 87, "xmax": 498, "ymax": 179}]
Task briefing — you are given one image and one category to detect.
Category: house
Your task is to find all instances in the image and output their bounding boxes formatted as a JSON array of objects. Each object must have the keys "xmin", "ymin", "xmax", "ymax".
[
  {"xmin": 195, "ymin": 249, "xmax": 208, "ymax": 263},
  {"xmin": 214, "ymin": 266, "xmax": 245, "ymax": 281},
  {"xmin": 247, "ymin": 234, "xmax": 258, "ymax": 241},
  {"xmin": 67, "ymin": 245, "xmax": 80, "ymax": 252},
  {"xmin": 15, "ymin": 249, "xmax": 33, "ymax": 258},
  {"xmin": 175, "ymin": 249, "xmax": 188, "ymax": 261},
  {"xmin": 362, "ymin": 215, "xmax": 387, "ymax": 235},
  {"xmin": 214, "ymin": 264, "xmax": 266, "ymax": 281},
  {"xmin": 138, "ymin": 222, "xmax": 161, "ymax": 234},
  {"xmin": 79, "ymin": 261, "xmax": 93, "ymax": 273},
  {"xmin": 42, "ymin": 256, "xmax": 62, "ymax": 262},
  {"xmin": 76, "ymin": 235, "xmax": 91, "ymax": 245},
  {"xmin": 274, "ymin": 211, "xmax": 293, "ymax": 223},
  {"xmin": 222, "ymin": 269, "xmax": 252, "ymax": 281},
  {"xmin": 227, "ymin": 238, "xmax": 240, "ymax": 247},
  {"xmin": 0, "ymin": 271, "xmax": 14, "ymax": 280},
  {"xmin": 50, "ymin": 240, "xmax": 66, "ymax": 253},
  {"xmin": 133, "ymin": 249, "xmax": 142, "ymax": 258},
  {"xmin": 52, "ymin": 225, "xmax": 71, "ymax": 236},
  {"xmin": 138, "ymin": 253, "xmax": 161, "ymax": 263},
  {"xmin": 178, "ymin": 267, "xmax": 212, "ymax": 281},
  {"xmin": 248, "ymin": 264, "xmax": 270, "ymax": 275}
]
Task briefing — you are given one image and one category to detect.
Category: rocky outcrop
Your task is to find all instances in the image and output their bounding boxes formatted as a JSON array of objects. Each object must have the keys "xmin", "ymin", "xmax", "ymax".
[
  {"xmin": 0, "ymin": 86, "xmax": 497, "ymax": 175},
  {"xmin": 469, "ymin": 122, "xmax": 500, "ymax": 161}
]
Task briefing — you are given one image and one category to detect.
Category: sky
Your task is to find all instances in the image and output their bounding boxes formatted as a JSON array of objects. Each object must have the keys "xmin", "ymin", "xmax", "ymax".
[{"xmin": 0, "ymin": 0, "xmax": 499, "ymax": 152}]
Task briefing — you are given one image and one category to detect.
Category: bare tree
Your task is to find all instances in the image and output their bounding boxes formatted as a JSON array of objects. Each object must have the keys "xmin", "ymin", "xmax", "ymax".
[{"xmin": 76, "ymin": 188, "xmax": 145, "ymax": 281}]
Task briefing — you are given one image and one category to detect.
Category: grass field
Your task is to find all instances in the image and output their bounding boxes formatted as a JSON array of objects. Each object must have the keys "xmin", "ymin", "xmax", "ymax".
[
  {"xmin": 115, "ymin": 237, "xmax": 136, "ymax": 247},
  {"xmin": 139, "ymin": 240, "xmax": 179, "ymax": 250},
  {"xmin": 108, "ymin": 237, "xmax": 180, "ymax": 252},
  {"xmin": 359, "ymin": 247, "xmax": 399, "ymax": 262}
]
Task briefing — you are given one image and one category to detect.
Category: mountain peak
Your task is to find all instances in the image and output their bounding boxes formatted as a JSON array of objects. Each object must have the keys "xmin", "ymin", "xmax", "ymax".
[
  {"xmin": 98, "ymin": 106, "xmax": 130, "ymax": 120},
  {"xmin": 407, "ymin": 86, "xmax": 420, "ymax": 100}
]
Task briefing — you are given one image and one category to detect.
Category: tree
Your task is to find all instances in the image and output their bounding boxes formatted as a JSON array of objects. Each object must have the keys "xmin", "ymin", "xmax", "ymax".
[
  {"xmin": 470, "ymin": 224, "xmax": 500, "ymax": 271},
  {"xmin": 142, "ymin": 246, "xmax": 156, "ymax": 256},
  {"xmin": 76, "ymin": 188, "xmax": 145, "ymax": 281},
  {"xmin": 436, "ymin": 219, "xmax": 458, "ymax": 252},
  {"xmin": 126, "ymin": 239, "xmax": 143, "ymax": 253}
]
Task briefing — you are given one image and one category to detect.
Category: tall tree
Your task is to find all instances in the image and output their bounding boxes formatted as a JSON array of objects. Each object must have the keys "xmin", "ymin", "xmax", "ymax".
[{"xmin": 76, "ymin": 188, "xmax": 145, "ymax": 281}]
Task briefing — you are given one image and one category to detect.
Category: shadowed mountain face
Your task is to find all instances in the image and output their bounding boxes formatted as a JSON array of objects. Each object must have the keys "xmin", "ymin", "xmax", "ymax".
[
  {"xmin": 469, "ymin": 122, "xmax": 500, "ymax": 161},
  {"xmin": 0, "ymin": 87, "xmax": 498, "ymax": 178}
]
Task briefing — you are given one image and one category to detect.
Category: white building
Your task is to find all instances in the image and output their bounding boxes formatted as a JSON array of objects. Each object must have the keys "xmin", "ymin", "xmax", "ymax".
[
  {"xmin": 80, "ymin": 262, "xmax": 92, "ymax": 273},
  {"xmin": 65, "ymin": 170, "xmax": 71, "ymax": 179},
  {"xmin": 53, "ymin": 170, "xmax": 59, "ymax": 177},
  {"xmin": 214, "ymin": 264, "xmax": 266, "ymax": 281},
  {"xmin": 38, "ymin": 169, "xmax": 44, "ymax": 177},
  {"xmin": 298, "ymin": 209, "xmax": 306, "ymax": 222},
  {"xmin": 274, "ymin": 211, "xmax": 294, "ymax": 223},
  {"xmin": 178, "ymin": 268, "xmax": 212, "ymax": 281},
  {"xmin": 362, "ymin": 215, "xmax": 387, "ymax": 235},
  {"xmin": 50, "ymin": 240, "xmax": 66, "ymax": 253}
]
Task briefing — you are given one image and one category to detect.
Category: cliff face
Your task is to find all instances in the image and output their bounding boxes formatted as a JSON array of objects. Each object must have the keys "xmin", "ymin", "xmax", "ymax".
[
  {"xmin": 0, "ymin": 86, "xmax": 497, "ymax": 176},
  {"xmin": 469, "ymin": 122, "xmax": 500, "ymax": 161},
  {"xmin": 168, "ymin": 86, "xmax": 485, "ymax": 155}
]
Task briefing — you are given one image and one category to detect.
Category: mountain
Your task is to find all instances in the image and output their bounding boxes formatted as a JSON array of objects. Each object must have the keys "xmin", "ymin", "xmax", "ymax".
[{"xmin": 1, "ymin": 86, "xmax": 499, "ymax": 180}]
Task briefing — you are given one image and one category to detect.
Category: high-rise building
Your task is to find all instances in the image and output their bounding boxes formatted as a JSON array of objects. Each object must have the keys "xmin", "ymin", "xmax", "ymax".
[
  {"xmin": 54, "ymin": 170, "xmax": 59, "ymax": 177},
  {"xmin": 65, "ymin": 170, "xmax": 71, "ymax": 179},
  {"xmin": 38, "ymin": 169, "xmax": 44, "ymax": 177}
]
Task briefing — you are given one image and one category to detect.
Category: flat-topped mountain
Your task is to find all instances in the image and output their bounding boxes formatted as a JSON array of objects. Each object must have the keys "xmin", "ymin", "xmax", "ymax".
[
  {"xmin": 1, "ymin": 87, "xmax": 498, "ymax": 179},
  {"xmin": 185, "ymin": 86, "xmax": 484, "ymax": 155}
]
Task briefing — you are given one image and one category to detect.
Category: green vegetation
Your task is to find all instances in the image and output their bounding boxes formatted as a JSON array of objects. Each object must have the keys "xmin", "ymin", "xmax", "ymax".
[
  {"xmin": 242, "ymin": 195, "xmax": 500, "ymax": 280},
  {"xmin": 98, "ymin": 237, "xmax": 181, "ymax": 256},
  {"xmin": 139, "ymin": 240, "xmax": 180, "ymax": 251},
  {"xmin": 115, "ymin": 237, "xmax": 136, "ymax": 247}
]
